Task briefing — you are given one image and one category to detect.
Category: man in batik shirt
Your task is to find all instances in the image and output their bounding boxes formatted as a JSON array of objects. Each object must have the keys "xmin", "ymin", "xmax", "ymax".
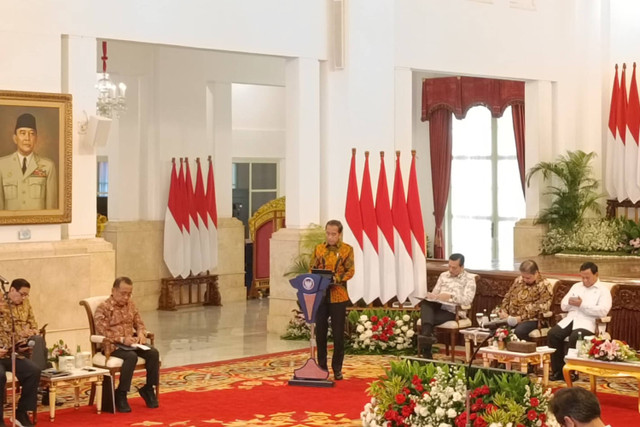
[
  {"xmin": 309, "ymin": 219, "xmax": 354, "ymax": 381},
  {"xmin": 497, "ymin": 259, "xmax": 553, "ymax": 340},
  {"xmin": 94, "ymin": 276, "xmax": 160, "ymax": 413}
]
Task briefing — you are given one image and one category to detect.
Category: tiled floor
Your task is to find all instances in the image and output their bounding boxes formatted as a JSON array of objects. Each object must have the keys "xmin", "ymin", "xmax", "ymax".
[{"xmin": 142, "ymin": 298, "xmax": 308, "ymax": 368}]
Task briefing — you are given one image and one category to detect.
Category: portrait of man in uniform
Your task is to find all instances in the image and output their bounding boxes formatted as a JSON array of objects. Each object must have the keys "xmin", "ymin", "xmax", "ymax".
[
  {"xmin": 0, "ymin": 91, "xmax": 72, "ymax": 224},
  {"xmin": 0, "ymin": 113, "xmax": 58, "ymax": 210}
]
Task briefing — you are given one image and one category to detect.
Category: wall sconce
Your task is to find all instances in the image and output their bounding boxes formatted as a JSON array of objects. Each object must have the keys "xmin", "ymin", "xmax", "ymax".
[{"xmin": 96, "ymin": 41, "xmax": 126, "ymax": 119}]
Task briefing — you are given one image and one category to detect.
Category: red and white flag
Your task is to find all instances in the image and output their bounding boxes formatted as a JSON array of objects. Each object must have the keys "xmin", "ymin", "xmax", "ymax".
[
  {"xmin": 206, "ymin": 157, "xmax": 219, "ymax": 270},
  {"xmin": 605, "ymin": 65, "xmax": 619, "ymax": 199},
  {"xmin": 178, "ymin": 159, "xmax": 191, "ymax": 278},
  {"xmin": 407, "ymin": 150, "xmax": 427, "ymax": 304},
  {"xmin": 360, "ymin": 152, "xmax": 380, "ymax": 304},
  {"xmin": 392, "ymin": 152, "xmax": 413, "ymax": 303},
  {"xmin": 615, "ymin": 65, "xmax": 629, "ymax": 201},
  {"xmin": 195, "ymin": 159, "xmax": 212, "ymax": 272},
  {"xmin": 345, "ymin": 148, "xmax": 364, "ymax": 303},
  {"xmin": 185, "ymin": 159, "xmax": 203, "ymax": 275},
  {"xmin": 376, "ymin": 152, "xmax": 396, "ymax": 304},
  {"xmin": 163, "ymin": 160, "xmax": 184, "ymax": 277},
  {"xmin": 625, "ymin": 64, "xmax": 640, "ymax": 203}
]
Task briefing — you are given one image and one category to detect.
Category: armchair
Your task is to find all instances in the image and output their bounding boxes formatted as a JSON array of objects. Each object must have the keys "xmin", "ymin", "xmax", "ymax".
[
  {"xmin": 433, "ymin": 303, "xmax": 473, "ymax": 362},
  {"xmin": 79, "ymin": 297, "xmax": 160, "ymax": 405}
]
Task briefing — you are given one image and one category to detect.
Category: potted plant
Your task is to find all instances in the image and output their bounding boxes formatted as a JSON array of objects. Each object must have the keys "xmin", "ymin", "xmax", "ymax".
[{"xmin": 526, "ymin": 150, "xmax": 602, "ymax": 230}]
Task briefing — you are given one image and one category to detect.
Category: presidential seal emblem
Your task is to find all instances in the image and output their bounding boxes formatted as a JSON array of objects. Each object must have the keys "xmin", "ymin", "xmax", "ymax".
[{"xmin": 302, "ymin": 277, "xmax": 314, "ymax": 291}]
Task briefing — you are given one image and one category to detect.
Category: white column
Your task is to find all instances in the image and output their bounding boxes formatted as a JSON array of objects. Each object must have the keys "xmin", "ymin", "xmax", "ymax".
[
  {"xmin": 285, "ymin": 58, "xmax": 321, "ymax": 228},
  {"xmin": 61, "ymin": 35, "xmax": 98, "ymax": 238},
  {"xmin": 208, "ymin": 82, "xmax": 233, "ymax": 219},
  {"xmin": 524, "ymin": 80, "xmax": 553, "ymax": 218},
  {"xmin": 395, "ymin": 67, "xmax": 413, "ymax": 156}
]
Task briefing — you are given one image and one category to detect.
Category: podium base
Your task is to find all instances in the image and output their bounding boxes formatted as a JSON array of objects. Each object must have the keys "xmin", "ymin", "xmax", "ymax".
[{"xmin": 288, "ymin": 377, "xmax": 334, "ymax": 388}]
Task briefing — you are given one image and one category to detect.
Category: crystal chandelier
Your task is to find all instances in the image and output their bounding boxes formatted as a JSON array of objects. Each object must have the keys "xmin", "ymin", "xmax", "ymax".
[{"xmin": 96, "ymin": 41, "xmax": 126, "ymax": 119}]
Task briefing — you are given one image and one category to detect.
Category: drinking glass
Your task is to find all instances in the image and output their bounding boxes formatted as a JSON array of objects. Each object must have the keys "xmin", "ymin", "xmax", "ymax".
[
  {"xmin": 490, "ymin": 313, "xmax": 498, "ymax": 324},
  {"xmin": 476, "ymin": 312, "xmax": 484, "ymax": 329}
]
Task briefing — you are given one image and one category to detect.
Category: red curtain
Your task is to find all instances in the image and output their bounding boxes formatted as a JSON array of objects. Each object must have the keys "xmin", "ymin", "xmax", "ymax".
[
  {"xmin": 422, "ymin": 76, "xmax": 525, "ymax": 258},
  {"xmin": 511, "ymin": 103, "xmax": 526, "ymax": 196},
  {"xmin": 429, "ymin": 108, "xmax": 453, "ymax": 259}
]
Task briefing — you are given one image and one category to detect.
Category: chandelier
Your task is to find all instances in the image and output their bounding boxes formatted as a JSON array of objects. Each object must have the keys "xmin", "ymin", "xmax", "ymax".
[{"xmin": 96, "ymin": 41, "xmax": 126, "ymax": 119}]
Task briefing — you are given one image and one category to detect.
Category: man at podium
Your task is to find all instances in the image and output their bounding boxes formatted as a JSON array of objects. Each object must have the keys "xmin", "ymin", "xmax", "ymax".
[{"xmin": 309, "ymin": 220, "xmax": 354, "ymax": 381}]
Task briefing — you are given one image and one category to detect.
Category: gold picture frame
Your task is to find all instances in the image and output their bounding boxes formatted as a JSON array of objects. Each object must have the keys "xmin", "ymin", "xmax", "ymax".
[{"xmin": 0, "ymin": 91, "xmax": 72, "ymax": 224}]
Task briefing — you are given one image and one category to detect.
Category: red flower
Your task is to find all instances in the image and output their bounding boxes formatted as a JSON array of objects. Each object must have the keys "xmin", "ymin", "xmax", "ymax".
[
  {"xmin": 530, "ymin": 397, "xmax": 539, "ymax": 407},
  {"xmin": 527, "ymin": 409, "xmax": 538, "ymax": 420},
  {"xmin": 403, "ymin": 387, "xmax": 411, "ymax": 395},
  {"xmin": 384, "ymin": 409, "xmax": 397, "ymax": 420},
  {"xmin": 382, "ymin": 316, "xmax": 390, "ymax": 323},
  {"xmin": 395, "ymin": 393, "xmax": 406, "ymax": 404},
  {"xmin": 401, "ymin": 405, "xmax": 412, "ymax": 417},
  {"xmin": 372, "ymin": 324, "xmax": 379, "ymax": 331},
  {"xmin": 485, "ymin": 403, "xmax": 497, "ymax": 414},
  {"xmin": 539, "ymin": 412, "xmax": 546, "ymax": 421},
  {"xmin": 473, "ymin": 416, "xmax": 487, "ymax": 427},
  {"xmin": 371, "ymin": 315, "xmax": 378, "ymax": 322}
]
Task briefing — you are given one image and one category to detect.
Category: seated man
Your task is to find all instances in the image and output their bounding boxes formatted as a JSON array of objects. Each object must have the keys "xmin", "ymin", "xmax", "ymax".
[
  {"xmin": 0, "ymin": 289, "xmax": 41, "ymax": 427},
  {"xmin": 94, "ymin": 276, "xmax": 160, "ymax": 413},
  {"xmin": 0, "ymin": 279, "xmax": 47, "ymax": 370},
  {"xmin": 419, "ymin": 253, "xmax": 476, "ymax": 358},
  {"xmin": 496, "ymin": 259, "xmax": 553, "ymax": 340},
  {"xmin": 550, "ymin": 387, "xmax": 610, "ymax": 427},
  {"xmin": 548, "ymin": 262, "xmax": 612, "ymax": 381}
]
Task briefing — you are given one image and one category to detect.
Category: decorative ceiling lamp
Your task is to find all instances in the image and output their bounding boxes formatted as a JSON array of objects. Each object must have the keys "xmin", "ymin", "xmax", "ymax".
[{"xmin": 96, "ymin": 41, "xmax": 126, "ymax": 119}]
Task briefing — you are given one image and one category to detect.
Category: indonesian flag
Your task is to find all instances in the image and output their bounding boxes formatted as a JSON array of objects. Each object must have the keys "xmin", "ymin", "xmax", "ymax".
[
  {"xmin": 614, "ymin": 65, "xmax": 628, "ymax": 201},
  {"xmin": 407, "ymin": 150, "xmax": 427, "ymax": 304},
  {"xmin": 605, "ymin": 66, "xmax": 619, "ymax": 199},
  {"xmin": 206, "ymin": 157, "xmax": 219, "ymax": 270},
  {"xmin": 360, "ymin": 152, "xmax": 380, "ymax": 304},
  {"xmin": 376, "ymin": 152, "xmax": 396, "ymax": 304},
  {"xmin": 163, "ymin": 160, "xmax": 184, "ymax": 277},
  {"xmin": 625, "ymin": 64, "xmax": 640, "ymax": 203},
  {"xmin": 392, "ymin": 151, "xmax": 413, "ymax": 303},
  {"xmin": 194, "ymin": 159, "xmax": 212, "ymax": 272},
  {"xmin": 345, "ymin": 148, "xmax": 364, "ymax": 303},
  {"xmin": 178, "ymin": 159, "xmax": 191, "ymax": 278},
  {"xmin": 185, "ymin": 159, "xmax": 203, "ymax": 275}
]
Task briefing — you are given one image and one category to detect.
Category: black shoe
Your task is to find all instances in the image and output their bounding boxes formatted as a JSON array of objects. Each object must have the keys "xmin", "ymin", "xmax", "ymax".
[
  {"xmin": 549, "ymin": 371, "xmax": 564, "ymax": 381},
  {"xmin": 570, "ymin": 372, "xmax": 579, "ymax": 382},
  {"xmin": 115, "ymin": 391, "xmax": 131, "ymax": 413},
  {"xmin": 14, "ymin": 411, "xmax": 34, "ymax": 427},
  {"xmin": 418, "ymin": 334, "xmax": 438, "ymax": 345},
  {"xmin": 41, "ymin": 389, "xmax": 65, "ymax": 407},
  {"xmin": 138, "ymin": 384, "xmax": 159, "ymax": 408},
  {"xmin": 334, "ymin": 372, "xmax": 343, "ymax": 380}
]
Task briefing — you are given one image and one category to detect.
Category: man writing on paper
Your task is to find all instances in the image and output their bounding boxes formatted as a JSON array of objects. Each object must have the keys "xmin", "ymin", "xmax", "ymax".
[
  {"xmin": 419, "ymin": 253, "xmax": 476, "ymax": 359},
  {"xmin": 94, "ymin": 277, "xmax": 160, "ymax": 412}
]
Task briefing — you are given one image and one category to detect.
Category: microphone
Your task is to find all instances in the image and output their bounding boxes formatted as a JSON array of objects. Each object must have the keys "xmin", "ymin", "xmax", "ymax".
[{"xmin": 482, "ymin": 318, "xmax": 509, "ymax": 332}]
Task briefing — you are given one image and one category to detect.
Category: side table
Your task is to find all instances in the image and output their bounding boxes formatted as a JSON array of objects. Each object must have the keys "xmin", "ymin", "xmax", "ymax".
[
  {"xmin": 40, "ymin": 367, "xmax": 110, "ymax": 422},
  {"xmin": 478, "ymin": 346, "xmax": 556, "ymax": 386},
  {"xmin": 460, "ymin": 328, "xmax": 492, "ymax": 363}
]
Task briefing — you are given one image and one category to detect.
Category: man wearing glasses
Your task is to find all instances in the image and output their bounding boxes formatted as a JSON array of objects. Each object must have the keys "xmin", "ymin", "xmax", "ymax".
[
  {"xmin": 0, "ymin": 279, "xmax": 43, "ymax": 426},
  {"xmin": 94, "ymin": 276, "xmax": 160, "ymax": 413}
]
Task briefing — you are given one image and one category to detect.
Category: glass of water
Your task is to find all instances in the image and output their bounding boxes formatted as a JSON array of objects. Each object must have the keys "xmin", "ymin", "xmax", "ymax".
[{"xmin": 476, "ymin": 312, "xmax": 484, "ymax": 329}]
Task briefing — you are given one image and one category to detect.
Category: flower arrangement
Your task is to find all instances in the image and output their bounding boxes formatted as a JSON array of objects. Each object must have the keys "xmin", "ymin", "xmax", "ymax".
[
  {"xmin": 347, "ymin": 310, "xmax": 417, "ymax": 355},
  {"xmin": 361, "ymin": 360, "xmax": 553, "ymax": 427},
  {"xmin": 584, "ymin": 336, "xmax": 639, "ymax": 362},
  {"xmin": 281, "ymin": 309, "xmax": 311, "ymax": 340},
  {"xmin": 48, "ymin": 339, "xmax": 72, "ymax": 363}
]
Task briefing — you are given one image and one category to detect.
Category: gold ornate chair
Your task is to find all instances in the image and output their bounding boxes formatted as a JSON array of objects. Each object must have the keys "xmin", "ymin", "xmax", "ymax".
[
  {"xmin": 248, "ymin": 197, "xmax": 285, "ymax": 298},
  {"xmin": 80, "ymin": 297, "xmax": 160, "ymax": 405}
]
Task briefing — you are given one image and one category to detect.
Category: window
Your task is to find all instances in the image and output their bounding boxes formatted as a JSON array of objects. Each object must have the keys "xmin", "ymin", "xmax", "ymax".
[
  {"xmin": 232, "ymin": 161, "xmax": 279, "ymax": 238},
  {"xmin": 447, "ymin": 106, "xmax": 525, "ymax": 267}
]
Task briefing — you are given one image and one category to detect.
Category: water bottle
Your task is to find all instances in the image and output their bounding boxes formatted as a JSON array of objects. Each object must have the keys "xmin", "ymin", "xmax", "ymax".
[
  {"xmin": 482, "ymin": 309, "xmax": 489, "ymax": 327},
  {"xmin": 576, "ymin": 331, "xmax": 583, "ymax": 357}
]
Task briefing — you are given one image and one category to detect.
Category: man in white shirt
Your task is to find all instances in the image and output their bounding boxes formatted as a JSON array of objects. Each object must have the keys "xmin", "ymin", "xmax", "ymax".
[
  {"xmin": 418, "ymin": 253, "xmax": 476, "ymax": 358},
  {"xmin": 550, "ymin": 387, "xmax": 610, "ymax": 427},
  {"xmin": 548, "ymin": 262, "xmax": 612, "ymax": 381}
]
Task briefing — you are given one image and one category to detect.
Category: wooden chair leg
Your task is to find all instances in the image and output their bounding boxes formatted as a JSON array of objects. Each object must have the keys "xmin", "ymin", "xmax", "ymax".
[{"xmin": 450, "ymin": 330, "xmax": 457, "ymax": 362}]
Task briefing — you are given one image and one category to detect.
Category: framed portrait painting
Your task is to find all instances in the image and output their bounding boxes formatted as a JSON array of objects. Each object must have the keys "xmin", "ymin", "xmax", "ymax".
[{"xmin": 0, "ymin": 91, "xmax": 72, "ymax": 224}]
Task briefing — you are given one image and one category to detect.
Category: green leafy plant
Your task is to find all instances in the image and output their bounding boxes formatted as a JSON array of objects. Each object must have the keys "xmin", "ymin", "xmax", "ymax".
[
  {"xmin": 526, "ymin": 150, "xmax": 602, "ymax": 230},
  {"xmin": 540, "ymin": 218, "xmax": 624, "ymax": 254},
  {"xmin": 284, "ymin": 223, "xmax": 325, "ymax": 277},
  {"xmin": 619, "ymin": 219, "xmax": 640, "ymax": 254}
]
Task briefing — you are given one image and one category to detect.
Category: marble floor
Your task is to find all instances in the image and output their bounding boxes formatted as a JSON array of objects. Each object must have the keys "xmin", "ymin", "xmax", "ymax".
[{"xmin": 141, "ymin": 298, "xmax": 308, "ymax": 368}]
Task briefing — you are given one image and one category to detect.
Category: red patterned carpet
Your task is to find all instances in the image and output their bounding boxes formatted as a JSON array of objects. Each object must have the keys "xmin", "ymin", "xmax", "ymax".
[{"xmin": 14, "ymin": 349, "xmax": 640, "ymax": 426}]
